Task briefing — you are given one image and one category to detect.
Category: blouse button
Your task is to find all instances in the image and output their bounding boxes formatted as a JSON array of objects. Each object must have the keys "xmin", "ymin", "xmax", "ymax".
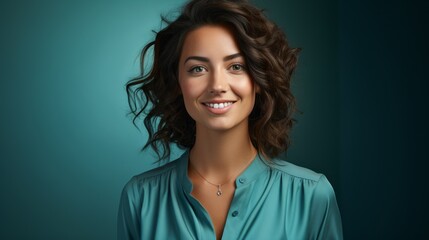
[
  {"xmin": 232, "ymin": 211, "xmax": 239, "ymax": 217},
  {"xmin": 238, "ymin": 178, "xmax": 246, "ymax": 184}
]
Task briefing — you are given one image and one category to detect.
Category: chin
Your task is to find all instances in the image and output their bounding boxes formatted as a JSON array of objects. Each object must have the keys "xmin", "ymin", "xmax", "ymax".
[
  {"xmin": 204, "ymin": 123, "xmax": 235, "ymax": 132},
  {"xmin": 201, "ymin": 118, "xmax": 248, "ymax": 132}
]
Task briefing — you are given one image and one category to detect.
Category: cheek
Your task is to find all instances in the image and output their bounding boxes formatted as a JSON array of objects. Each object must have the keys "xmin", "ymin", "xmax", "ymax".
[
  {"xmin": 179, "ymin": 79, "xmax": 205, "ymax": 121},
  {"xmin": 233, "ymin": 78, "xmax": 255, "ymax": 98},
  {"xmin": 180, "ymin": 79, "xmax": 206, "ymax": 101}
]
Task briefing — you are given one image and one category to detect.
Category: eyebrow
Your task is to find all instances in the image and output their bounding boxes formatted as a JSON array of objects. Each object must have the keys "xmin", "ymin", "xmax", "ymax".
[{"xmin": 184, "ymin": 53, "xmax": 242, "ymax": 64}]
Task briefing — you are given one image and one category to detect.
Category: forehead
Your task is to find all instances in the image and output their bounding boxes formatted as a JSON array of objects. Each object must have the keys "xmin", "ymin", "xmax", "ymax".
[{"xmin": 180, "ymin": 25, "xmax": 241, "ymax": 61}]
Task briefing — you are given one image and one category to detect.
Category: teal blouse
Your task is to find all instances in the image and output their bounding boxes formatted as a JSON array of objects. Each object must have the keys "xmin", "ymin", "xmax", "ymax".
[{"xmin": 118, "ymin": 151, "xmax": 343, "ymax": 239}]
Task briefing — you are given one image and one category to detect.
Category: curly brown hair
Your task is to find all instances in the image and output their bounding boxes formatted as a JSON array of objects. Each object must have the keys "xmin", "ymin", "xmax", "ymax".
[{"xmin": 126, "ymin": 0, "xmax": 300, "ymax": 161}]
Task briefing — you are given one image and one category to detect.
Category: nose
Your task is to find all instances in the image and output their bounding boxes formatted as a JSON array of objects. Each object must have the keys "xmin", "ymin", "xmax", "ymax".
[{"xmin": 208, "ymin": 69, "xmax": 228, "ymax": 94}]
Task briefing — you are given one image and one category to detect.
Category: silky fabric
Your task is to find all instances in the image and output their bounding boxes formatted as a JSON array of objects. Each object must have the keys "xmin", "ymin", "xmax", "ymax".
[{"xmin": 118, "ymin": 151, "xmax": 343, "ymax": 239}]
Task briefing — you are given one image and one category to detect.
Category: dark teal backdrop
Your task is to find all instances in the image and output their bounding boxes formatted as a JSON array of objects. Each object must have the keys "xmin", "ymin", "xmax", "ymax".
[
  {"xmin": 1, "ymin": 0, "xmax": 427, "ymax": 239},
  {"xmin": 338, "ymin": 0, "xmax": 428, "ymax": 239}
]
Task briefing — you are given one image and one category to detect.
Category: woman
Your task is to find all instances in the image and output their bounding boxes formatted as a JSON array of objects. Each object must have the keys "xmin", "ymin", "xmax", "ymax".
[{"xmin": 118, "ymin": 0, "xmax": 343, "ymax": 239}]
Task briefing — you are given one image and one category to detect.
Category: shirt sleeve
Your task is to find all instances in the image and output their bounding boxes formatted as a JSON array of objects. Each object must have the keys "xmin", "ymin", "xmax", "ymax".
[
  {"xmin": 311, "ymin": 175, "xmax": 343, "ymax": 240},
  {"xmin": 117, "ymin": 177, "xmax": 141, "ymax": 240}
]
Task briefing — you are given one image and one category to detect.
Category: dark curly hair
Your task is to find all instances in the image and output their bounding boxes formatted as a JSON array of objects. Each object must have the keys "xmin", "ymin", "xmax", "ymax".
[{"xmin": 126, "ymin": 0, "xmax": 300, "ymax": 161}]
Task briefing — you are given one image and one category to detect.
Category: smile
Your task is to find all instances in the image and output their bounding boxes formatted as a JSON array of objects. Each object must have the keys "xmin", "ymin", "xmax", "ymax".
[{"xmin": 203, "ymin": 102, "xmax": 235, "ymax": 109}]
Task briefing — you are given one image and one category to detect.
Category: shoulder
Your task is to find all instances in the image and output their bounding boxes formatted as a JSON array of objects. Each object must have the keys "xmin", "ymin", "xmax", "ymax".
[
  {"xmin": 262, "ymin": 156, "xmax": 343, "ymax": 238},
  {"xmin": 122, "ymin": 157, "xmax": 182, "ymax": 195},
  {"xmin": 135, "ymin": 158, "xmax": 180, "ymax": 181},
  {"xmin": 126, "ymin": 160, "xmax": 179, "ymax": 187},
  {"xmin": 268, "ymin": 157, "xmax": 336, "ymax": 199},
  {"xmin": 118, "ymin": 157, "xmax": 184, "ymax": 239},
  {"xmin": 269, "ymin": 157, "xmax": 323, "ymax": 182}
]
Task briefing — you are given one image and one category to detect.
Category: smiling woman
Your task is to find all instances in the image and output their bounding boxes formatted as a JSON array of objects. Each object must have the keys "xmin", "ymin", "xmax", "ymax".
[
  {"xmin": 179, "ymin": 25, "xmax": 256, "ymax": 132},
  {"xmin": 119, "ymin": 0, "xmax": 343, "ymax": 239}
]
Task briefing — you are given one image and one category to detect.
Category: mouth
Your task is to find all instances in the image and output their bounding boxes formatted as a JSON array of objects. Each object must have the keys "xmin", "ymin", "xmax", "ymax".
[{"xmin": 203, "ymin": 101, "xmax": 235, "ymax": 109}]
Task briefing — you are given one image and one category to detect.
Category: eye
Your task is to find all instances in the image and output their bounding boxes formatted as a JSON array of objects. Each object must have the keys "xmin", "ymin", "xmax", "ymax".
[
  {"xmin": 229, "ymin": 64, "xmax": 246, "ymax": 72},
  {"xmin": 188, "ymin": 66, "xmax": 207, "ymax": 74}
]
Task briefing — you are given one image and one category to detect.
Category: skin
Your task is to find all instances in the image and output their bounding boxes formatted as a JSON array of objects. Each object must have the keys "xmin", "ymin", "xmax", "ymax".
[{"xmin": 178, "ymin": 25, "xmax": 258, "ymax": 239}]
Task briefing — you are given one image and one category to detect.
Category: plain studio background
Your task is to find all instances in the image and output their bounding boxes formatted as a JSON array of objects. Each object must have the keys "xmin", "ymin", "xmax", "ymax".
[{"xmin": 0, "ymin": 0, "xmax": 427, "ymax": 239}]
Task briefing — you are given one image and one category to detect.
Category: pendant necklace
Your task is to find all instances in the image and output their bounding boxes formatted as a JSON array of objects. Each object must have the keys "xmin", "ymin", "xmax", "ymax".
[
  {"xmin": 192, "ymin": 168, "xmax": 227, "ymax": 196},
  {"xmin": 190, "ymin": 157, "xmax": 253, "ymax": 197}
]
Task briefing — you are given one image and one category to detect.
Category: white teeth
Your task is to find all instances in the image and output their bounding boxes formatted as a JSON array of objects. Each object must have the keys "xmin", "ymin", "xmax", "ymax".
[{"xmin": 204, "ymin": 102, "xmax": 234, "ymax": 109}]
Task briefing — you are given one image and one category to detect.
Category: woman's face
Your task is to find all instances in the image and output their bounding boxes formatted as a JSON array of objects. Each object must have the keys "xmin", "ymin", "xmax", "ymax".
[{"xmin": 178, "ymin": 25, "xmax": 256, "ymax": 132}]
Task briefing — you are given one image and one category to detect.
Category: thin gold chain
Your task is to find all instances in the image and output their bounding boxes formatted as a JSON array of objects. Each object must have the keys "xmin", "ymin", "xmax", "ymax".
[{"xmin": 189, "ymin": 156, "xmax": 254, "ymax": 196}]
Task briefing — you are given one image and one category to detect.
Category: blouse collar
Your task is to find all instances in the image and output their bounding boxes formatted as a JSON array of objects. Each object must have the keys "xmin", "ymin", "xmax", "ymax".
[{"xmin": 177, "ymin": 150, "xmax": 270, "ymax": 194}]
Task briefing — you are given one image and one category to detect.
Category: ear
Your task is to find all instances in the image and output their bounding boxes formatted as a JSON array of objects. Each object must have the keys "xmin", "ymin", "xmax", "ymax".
[{"xmin": 255, "ymin": 84, "xmax": 261, "ymax": 93}]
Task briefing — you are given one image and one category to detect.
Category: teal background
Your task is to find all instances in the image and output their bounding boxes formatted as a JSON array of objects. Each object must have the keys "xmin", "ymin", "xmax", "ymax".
[
  {"xmin": 0, "ymin": 0, "xmax": 427, "ymax": 239},
  {"xmin": 0, "ymin": 0, "xmax": 186, "ymax": 238},
  {"xmin": 338, "ymin": 0, "xmax": 428, "ymax": 239}
]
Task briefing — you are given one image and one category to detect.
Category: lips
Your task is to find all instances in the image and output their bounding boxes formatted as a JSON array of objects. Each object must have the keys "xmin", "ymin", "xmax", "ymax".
[{"xmin": 203, "ymin": 101, "xmax": 234, "ymax": 109}]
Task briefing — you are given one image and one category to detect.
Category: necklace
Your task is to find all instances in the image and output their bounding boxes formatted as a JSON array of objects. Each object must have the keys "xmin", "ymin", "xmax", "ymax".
[
  {"xmin": 191, "ymin": 167, "xmax": 227, "ymax": 196},
  {"xmin": 189, "ymin": 156, "xmax": 254, "ymax": 197}
]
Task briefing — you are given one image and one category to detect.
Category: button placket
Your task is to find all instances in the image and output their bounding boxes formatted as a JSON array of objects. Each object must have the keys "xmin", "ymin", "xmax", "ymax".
[{"xmin": 221, "ymin": 181, "xmax": 253, "ymax": 240}]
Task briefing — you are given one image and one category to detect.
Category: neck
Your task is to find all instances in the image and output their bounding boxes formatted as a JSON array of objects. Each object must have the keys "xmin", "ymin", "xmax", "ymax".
[{"xmin": 189, "ymin": 122, "xmax": 257, "ymax": 180}]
